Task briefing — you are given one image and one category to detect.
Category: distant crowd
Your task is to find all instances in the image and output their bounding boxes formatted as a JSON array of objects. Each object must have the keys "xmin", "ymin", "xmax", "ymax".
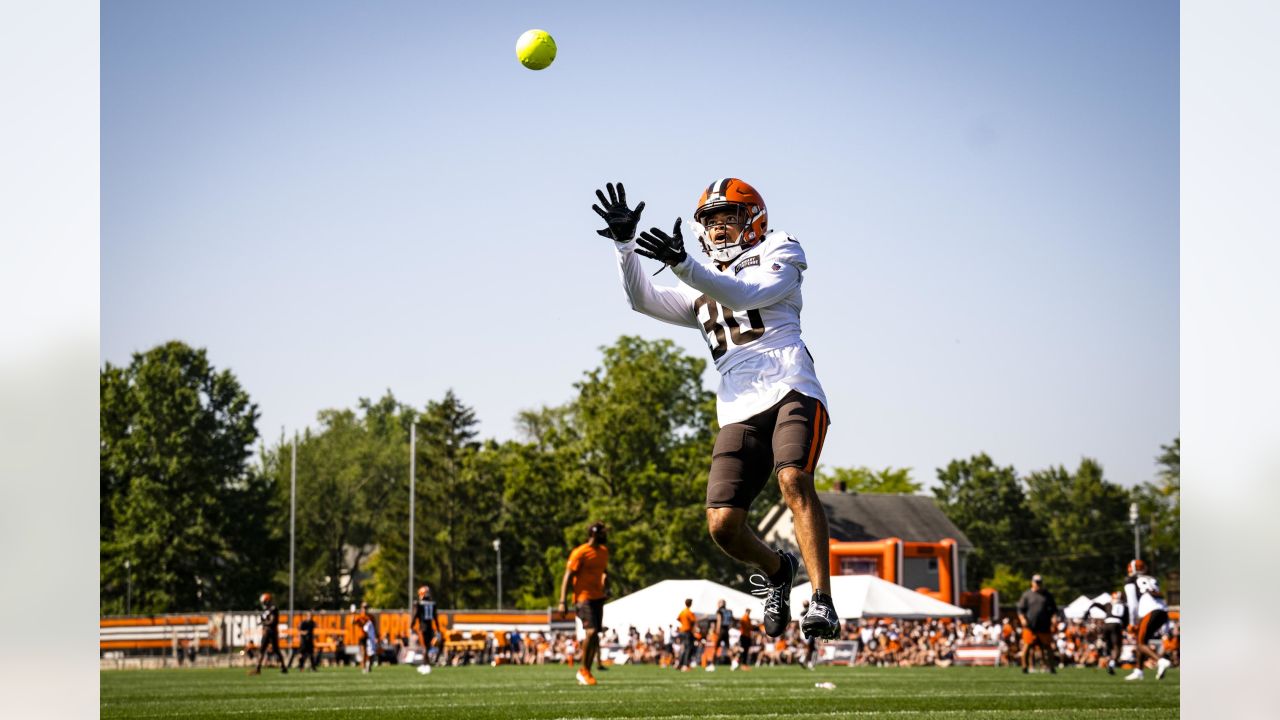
[{"xmin": 261, "ymin": 613, "xmax": 1178, "ymax": 671}]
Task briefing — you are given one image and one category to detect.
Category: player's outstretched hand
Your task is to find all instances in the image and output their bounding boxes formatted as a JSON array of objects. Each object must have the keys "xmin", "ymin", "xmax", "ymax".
[
  {"xmin": 636, "ymin": 218, "xmax": 688, "ymax": 266},
  {"xmin": 592, "ymin": 182, "xmax": 645, "ymax": 242}
]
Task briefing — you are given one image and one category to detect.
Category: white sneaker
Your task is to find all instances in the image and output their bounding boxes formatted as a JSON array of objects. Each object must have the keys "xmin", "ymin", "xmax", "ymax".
[
  {"xmin": 1125, "ymin": 669, "xmax": 1144, "ymax": 681},
  {"xmin": 1156, "ymin": 658, "xmax": 1172, "ymax": 679},
  {"xmin": 417, "ymin": 664, "xmax": 432, "ymax": 675},
  {"xmin": 705, "ymin": 664, "xmax": 716, "ymax": 672},
  {"xmin": 731, "ymin": 660, "xmax": 739, "ymax": 671}
]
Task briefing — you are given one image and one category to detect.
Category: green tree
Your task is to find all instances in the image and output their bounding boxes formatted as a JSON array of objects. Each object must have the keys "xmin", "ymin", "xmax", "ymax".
[
  {"xmin": 364, "ymin": 390, "xmax": 509, "ymax": 610},
  {"xmin": 413, "ymin": 390, "xmax": 487, "ymax": 608},
  {"xmin": 265, "ymin": 392, "xmax": 410, "ymax": 609},
  {"xmin": 1024, "ymin": 458, "xmax": 1133, "ymax": 597},
  {"xmin": 567, "ymin": 336, "xmax": 722, "ymax": 595},
  {"xmin": 100, "ymin": 341, "xmax": 274, "ymax": 613},
  {"xmin": 1132, "ymin": 437, "xmax": 1179, "ymax": 580},
  {"xmin": 502, "ymin": 336, "xmax": 726, "ymax": 603},
  {"xmin": 983, "ymin": 563, "xmax": 1043, "ymax": 605},
  {"xmin": 816, "ymin": 465, "xmax": 921, "ymax": 494},
  {"xmin": 502, "ymin": 412, "xmax": 588, "ymax": 608},
  {"xmin": 933, "ymin": 453, "xmax": 1043, "ymax": 590}
]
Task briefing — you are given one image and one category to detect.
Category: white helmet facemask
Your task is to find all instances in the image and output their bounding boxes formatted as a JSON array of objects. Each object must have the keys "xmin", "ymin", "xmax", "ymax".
[{"xmin": 694, "ymin": 206, "xmax": 753, "ymax": 265}]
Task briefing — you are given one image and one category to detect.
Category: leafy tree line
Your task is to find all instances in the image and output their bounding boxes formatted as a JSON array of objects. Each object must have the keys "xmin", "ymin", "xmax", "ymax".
[
  {"xmin": 100, "ymin": 339, "xmax": 1178, "ymax": 613},
  {"xmin": 101, "ymin": 341, "xmax": 277, "ymax": 614},
  {"xmin": 101, "ymin": 336, "xmax": 727, "ymax": 613},
  {"xmin": 933, "ymin": 441, "xmax": 1180, "ymax": 602}
]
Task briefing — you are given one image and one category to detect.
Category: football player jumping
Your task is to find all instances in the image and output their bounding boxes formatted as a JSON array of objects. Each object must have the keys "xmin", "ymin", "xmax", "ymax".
[
  {"xmin": 591, "ymin": 179, "xmax": 839, "ymax": 640},
  {"xmin": 1123, "ymin": 559, "xmax": 1174, "ymax": 680}
]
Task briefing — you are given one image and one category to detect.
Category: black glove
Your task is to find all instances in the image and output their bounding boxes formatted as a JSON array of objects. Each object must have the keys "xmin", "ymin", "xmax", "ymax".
[
  {"xmin": 592, "ymin": 182, "xmax": 645, "ymax": 242},
  {"xmin": 635, "ymin": 218, "xmax": 688, "ymax": 266}
]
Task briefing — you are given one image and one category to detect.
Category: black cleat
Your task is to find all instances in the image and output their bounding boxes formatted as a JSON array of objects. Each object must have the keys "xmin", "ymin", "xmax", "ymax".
[
  {"xmin": 750, "ymin": 549, "xmax": 798, "ymax": 638},
  {"xmin": 801, "ymin": 594, "xmax": 840, "ymax": 640}
]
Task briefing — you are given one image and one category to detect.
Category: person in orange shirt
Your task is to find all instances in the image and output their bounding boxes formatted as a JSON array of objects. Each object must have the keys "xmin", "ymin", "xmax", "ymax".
[
  {"xmin": 734, "ymin": 608, "xmax": 756, "ymax": 670},
  {"xmin": 352, "ymin": 602, "xmax": 374, "ymax": 673},
  {"xmin": 558, "ymin": 521, "xmax": 609, "ymax": 686},
  {"xmin": 676, "ymin": 598, "xmax": 698, "ymax": 671}
]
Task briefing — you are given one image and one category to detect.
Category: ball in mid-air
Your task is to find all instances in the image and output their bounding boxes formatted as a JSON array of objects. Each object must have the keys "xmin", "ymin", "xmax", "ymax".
[{"xmin": 516, "ymin": 29, "xmax": 556, "ymax": 70}]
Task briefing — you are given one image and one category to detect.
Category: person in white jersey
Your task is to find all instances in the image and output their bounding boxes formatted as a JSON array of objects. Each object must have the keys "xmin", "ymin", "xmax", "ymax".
[
  {"xmin": 1086, "ymin": 590, "xmax": 1128, "ymax": 674},
  {"xmin": 1122, "ymin": 559, "xmax": 1173, "ymax": 680},
  {"xmin": 590, "ymin": 179, "xmax": 839, "ymax": 640}
]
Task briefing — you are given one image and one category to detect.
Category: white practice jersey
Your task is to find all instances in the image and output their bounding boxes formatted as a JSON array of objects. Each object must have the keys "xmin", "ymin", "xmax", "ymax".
[
  {"xmin": 616, "ymin": 229, "xmax": 827, "ymax": 426},
  {"xmin": 1124, "ymin": 574, "xmax": 1169, "ymax": 620}
]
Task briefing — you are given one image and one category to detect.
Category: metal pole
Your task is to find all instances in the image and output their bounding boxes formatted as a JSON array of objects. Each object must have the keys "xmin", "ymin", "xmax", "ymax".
[
  {"xmin": 493, "ymin": 539, "xmax": 502, "ymax": 610},
  {"xmin": 1129, "ymin": 502, "xmax": 1140, "ymax": 560},
  {"xmin": 409, "ymin": 423, "xmax": 416, "ymax": 611},
  {"xmin": 290, "ymin": 436, "xmax": 297, "ymax": 629},
  {"xmin": 125, "ymin": 560, "xmax": 132, "ymax": 615}
]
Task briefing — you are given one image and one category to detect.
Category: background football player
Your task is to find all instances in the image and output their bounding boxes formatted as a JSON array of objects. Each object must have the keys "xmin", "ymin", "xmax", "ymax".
[
  {"xmin": 287, "ymin": 610, "xmax": 318, "ymax": 671},
  {"xmin": 1086, "ymin": 590, "xmax": 1128, "ymax": 674},
  {"xmin": 411, "ymin": 585, "xmax": 441, "ymax": 671},
  {"xmin": 352, "ymin": 602, "xmax": 374, "ymax": 673},
  {"xmin": 1123, "ymin": 559, "xmax": 1174, "ymax": 680},
  {"xmin": 592, "ymin": 179, "xmax": 839, "ymax": 641},
  {"xmin": 249, "ymin": 592, "xmax": 286, "ymax": 675}
]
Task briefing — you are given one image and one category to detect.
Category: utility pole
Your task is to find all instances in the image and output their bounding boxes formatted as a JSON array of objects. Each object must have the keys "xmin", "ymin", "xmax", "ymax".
[
  {"xmin": 409, "ymin": 423, "xmax": 416, "ymax": 611},
  {"xmin": 1129, "ymin": 502, "xmax": 1141, "ymax": 561},
  {"xmin": 493, "ymin": 539, "xmax": 502, "ymax": 610},
  {"xmin": 290, "ymin": 435, "xmax": 297, "ymax": 629}
]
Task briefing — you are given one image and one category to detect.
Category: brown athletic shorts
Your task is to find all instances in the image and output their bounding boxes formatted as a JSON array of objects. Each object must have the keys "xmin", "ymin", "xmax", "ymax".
[
  {"xmin": 576, "ymin": 598, "xmax": 605, "ymax": 631},
  {"xmin": 706, "ymin": 389, "xmax": 830, "ymax": 509},
  {"xmin": 1022, "ymin": 628, "xmax": 1053, "ymax": 648},
  {"xmin": 1137, "ymin": 609, "xmax": 1168, "ymax": 644}
]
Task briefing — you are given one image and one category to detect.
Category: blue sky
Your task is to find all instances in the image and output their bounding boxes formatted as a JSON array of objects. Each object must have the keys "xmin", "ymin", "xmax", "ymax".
[{"xmin": 102, "ymin": 0, "xmax": 1178, "ymax": 488}]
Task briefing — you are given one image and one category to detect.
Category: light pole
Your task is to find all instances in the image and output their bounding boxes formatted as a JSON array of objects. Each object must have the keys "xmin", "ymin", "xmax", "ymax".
[
  {"xmin": 493, "ymin": 539, "xmax": 502, "ymax": 610},
  {"xmin": 124, "ymin": 559, "xmax": 132, "ymax": 615},
  {"xmin": 1129, "ymin": 502, "xmax": 1141, "ymax": 561},
  {"xmin": 409, "ymin": 424, "xmax": 416, "ymax": 612},
  {"xmin": 290, "ymin": 435, "xmax": 297, "ymax": 630}
]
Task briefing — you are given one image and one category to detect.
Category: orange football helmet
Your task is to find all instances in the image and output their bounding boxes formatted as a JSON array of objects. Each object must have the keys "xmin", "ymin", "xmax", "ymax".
[
  {"xmin": 1127, "ymin": 559, "xmax": 1147, "ymax": 575},
  {"xmin": 417, "ymin": 585, "xmax": 431, "ymax": 599},
  {"xmin": 260, "ymin": 592, "xmax": 272, "ymax": 604},
  {"xmin": 693, "ymin": 178, "xmax": 768, "ymax": 264}
]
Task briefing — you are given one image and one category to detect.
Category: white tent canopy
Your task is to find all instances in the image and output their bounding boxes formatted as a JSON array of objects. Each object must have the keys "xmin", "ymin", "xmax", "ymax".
[
  {"xmin": 1063, "ymin": 592, "xmax": 1113, "ymax": 621},
  {"xmin": 791, "ymin": 575, "xmax": 971, "ymax": 620},
  {"xmin": 602, "ymin": 579, "xmax": 762, "ymax": 635}
]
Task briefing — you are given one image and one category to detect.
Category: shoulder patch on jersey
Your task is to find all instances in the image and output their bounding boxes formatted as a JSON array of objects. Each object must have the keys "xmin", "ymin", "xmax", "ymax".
[
  {"xmin": 758, "ymin": 230, "xmax": 807, "ymax": 274},
  {"xmin": 733, "ymin": 256, "xmax": 760, "ymax": 274}
]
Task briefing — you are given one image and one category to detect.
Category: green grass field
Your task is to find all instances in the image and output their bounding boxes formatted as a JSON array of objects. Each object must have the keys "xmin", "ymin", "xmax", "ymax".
[{"xmin": 101, "ymin": 663, "xmax": 1179, "ymax": 719}]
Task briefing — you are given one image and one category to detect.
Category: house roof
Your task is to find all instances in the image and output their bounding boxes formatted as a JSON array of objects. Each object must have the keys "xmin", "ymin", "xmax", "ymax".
[{"xmin": 761, "ymin": 493, "xmax": 973, "ymax": 551}]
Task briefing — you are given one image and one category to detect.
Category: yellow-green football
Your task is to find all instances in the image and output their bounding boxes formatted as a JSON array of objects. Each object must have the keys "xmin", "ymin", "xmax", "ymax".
[{"xmin": 516, "ymin": 29, "xmax": 556, "ymax": 71}]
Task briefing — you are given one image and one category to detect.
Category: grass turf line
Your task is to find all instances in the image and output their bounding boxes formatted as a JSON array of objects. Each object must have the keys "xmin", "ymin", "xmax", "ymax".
[{"xmin": 101, "ymin": 664, "xmax": 1178, "ymax": 719}]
